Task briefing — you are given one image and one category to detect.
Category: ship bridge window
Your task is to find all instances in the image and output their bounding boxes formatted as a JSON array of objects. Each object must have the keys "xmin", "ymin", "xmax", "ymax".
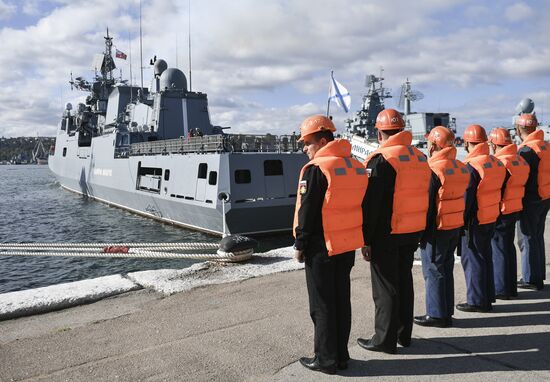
[
  {"xmin": 264, "ymin": 160, "xmax": 283, "ymax": 176},
  {"xmin": 164, "ymin": 169, "xmax": 170, "ymax": 181},
  {"xmin": 198, "ymin": 163, "xmax": 208, "ymax": 179},
  {"xmin": 235, "ymin": 169, "xmax": 251, "ymax": 184},
  {"xmin": 209, "ymin": 171, "xmax": 217, "ymax": 185}
]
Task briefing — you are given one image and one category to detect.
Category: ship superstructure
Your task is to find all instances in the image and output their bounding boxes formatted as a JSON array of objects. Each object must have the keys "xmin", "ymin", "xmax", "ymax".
[
  {"xmin": 49, "ymin": 31, "xmax": 307, "ymax": 236},
  {"xmin": 343, "ymin": 71, "xmax": 456, "ymax": 160}
]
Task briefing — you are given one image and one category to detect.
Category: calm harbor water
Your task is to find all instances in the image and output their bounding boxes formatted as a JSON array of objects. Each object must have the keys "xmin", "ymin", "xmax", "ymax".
[{"xmin": 0, "ymin": 165, "xmax": 292, "ymax": 294}]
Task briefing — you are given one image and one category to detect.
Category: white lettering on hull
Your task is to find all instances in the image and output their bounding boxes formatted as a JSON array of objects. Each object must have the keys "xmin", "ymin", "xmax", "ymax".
[{"xmin": 93, "ymin": 168, "xmax": 113, "ymax": 177}]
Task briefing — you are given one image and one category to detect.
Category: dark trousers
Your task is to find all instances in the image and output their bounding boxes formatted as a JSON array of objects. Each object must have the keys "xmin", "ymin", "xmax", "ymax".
[
  {"xmin": 461, "ymin": 223, "xmax": 495, "ymax": 308},
  {"xmin": 420, "ymin": 229, "xmax": 459, "ymax": 319},
  {"xmin": 370, "ymin": 241, "xmax": 417, "ymax": 351},
  {"xmin": 305, "ymin": 249, "xmax": 355, "ymax": 367},
  {"xmin": 491, "ymin": 213, "xmax": 519, "ymax": 297},
  {"xmin": 518, "ymin": 200, "xmax": 549, "ymax": 288}
]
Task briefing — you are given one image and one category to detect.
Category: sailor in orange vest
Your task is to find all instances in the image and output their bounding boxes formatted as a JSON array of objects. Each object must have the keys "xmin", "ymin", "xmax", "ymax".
[
  {"xmin": 458, "ymin": 124, "xmax": 506, "ymax": 313},
  {"xmin": 414, "ymin": 126, "xmax": 469, "ymax": 328},
  {"xmin": 357, "ymin": 109, "xmax": 431, "ymax": 353},
  {"xmin": 293, "ymin": 115, "xmax": 369, "ymax": 374},
  {"xmin": 515, "ymin": 114, "xmax": 550, "ymax": 290},
  {"xmin": 488, "ymin": 128, "xmax": 530, "ymax": 299}
]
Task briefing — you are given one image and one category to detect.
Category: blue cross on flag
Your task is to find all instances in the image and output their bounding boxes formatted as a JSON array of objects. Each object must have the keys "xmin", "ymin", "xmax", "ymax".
[{"xmin": 329, "ymin": 72, "xmax": 351, "ymax": 113}]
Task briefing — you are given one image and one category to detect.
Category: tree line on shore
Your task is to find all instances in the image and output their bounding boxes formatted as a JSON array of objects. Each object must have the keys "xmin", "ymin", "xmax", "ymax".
[{"xmin": 0, "ymin": 136, "xmax": 55, "ymax": 163}]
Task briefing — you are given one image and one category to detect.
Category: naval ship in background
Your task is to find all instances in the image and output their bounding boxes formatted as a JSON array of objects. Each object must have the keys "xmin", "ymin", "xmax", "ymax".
[
  {"xmin": 49, "ymin": 31, "xmax": 307, "ymax": 236},
  {"xmin": 511, "ymin": 98, "xmax": 550, "ymax": 142},
  {"xmin": 342, "ymin": 71, "xmax": 456, "ymax": 160}
]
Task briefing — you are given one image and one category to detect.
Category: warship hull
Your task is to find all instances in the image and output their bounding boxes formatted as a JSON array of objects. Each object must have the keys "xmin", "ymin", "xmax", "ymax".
[{"xmin": 49, "ymin": 133, "xmax": 306, "ymax": 236}]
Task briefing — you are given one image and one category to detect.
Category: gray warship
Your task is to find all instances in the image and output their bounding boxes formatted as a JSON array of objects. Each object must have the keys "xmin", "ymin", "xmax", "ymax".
[
  {"xmin": 49, "ymin": 31, "xmax": 307, "ymax": 236},
  {"xmin": 343, "ymin": 71, "xmax": 456, "ymax": 160}
]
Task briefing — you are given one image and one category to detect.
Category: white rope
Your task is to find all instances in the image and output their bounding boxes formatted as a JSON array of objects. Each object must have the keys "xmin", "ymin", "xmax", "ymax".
[
  {"xmin": 0, "ymin": 249, "xmax": 253, "ymax": 262},
  {"xmin": 0, "ymin": 242, "xmax": 219, "ymax": 250},
  {"xmin": 0, "ymin": 243, "xmax": 253, "ymax": 263}
]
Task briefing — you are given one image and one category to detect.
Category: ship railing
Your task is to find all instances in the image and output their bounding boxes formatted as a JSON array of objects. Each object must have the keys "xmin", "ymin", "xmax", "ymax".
[
  {"xmin": 129, "ymin": 134, "xmax": 302, "ymax": 156},
  {"xmin": 114, "ymin": 147, "xmax": 130, "ymax": 158},
  {"xmin": 130, "ymin": 135, "xmax": 224, "ymax": 156},
  {"xmin": 224, "ymin": 133, "xmax": 302, "ymax": 153}
]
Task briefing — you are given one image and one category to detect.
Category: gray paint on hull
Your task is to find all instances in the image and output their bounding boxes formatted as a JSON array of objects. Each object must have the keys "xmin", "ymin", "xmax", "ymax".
[{"xmin": 50, "ymin": 132, "xmax": 306, "ymax": 236}]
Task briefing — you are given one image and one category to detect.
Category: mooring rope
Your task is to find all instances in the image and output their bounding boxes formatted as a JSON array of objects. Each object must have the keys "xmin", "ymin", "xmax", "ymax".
[
  {"xmin": 0, "ymin": 242, "xmax": 252, "ymax": 263},
  {"xmin": 1, "ymin": 242, "xmax": 219, "ymax": 250},
  {"xmin": 0, "ymin": 249, "xmax": 253, "ymax": 262}
]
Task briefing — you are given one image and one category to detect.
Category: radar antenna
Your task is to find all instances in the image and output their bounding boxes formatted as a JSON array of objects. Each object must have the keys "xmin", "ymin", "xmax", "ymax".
[
  {"xmin": 398, "ymin": 78, "xmax": 424, "ymax": 115},
  {"xmin": 515, "ymin": 98, "xmax": 535, "ymax": 115}
]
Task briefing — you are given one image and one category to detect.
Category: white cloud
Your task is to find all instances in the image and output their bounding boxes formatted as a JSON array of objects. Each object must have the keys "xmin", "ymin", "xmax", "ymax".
[
  {"xmin": 505, "ymin": 2, "xmax": 534, "ymax": 22},
  {"xmin": 0, "ymin": 0, "xmax": 15, "ymax": 20},
  {"xmin": 0, "ymin": 0, "xmax": 549, "ymax": 137},
  {"xmin": 210, "ymin": 102, "xmax": 325, "ymax": 136},
  {"xmin": 21, "ymin": 0, "xmax": 40, "ymax": 16},
  {"xmin": 464, "ymin": 5, "xmax": 490, "ymax": 19}
]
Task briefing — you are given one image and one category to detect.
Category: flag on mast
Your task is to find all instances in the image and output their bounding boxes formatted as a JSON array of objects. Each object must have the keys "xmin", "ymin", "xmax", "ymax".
[
  {"xmin": 328, "ymin": 72, "xmax": 351, "ymax": 113},
  {"xmin": 115, "ymin": 49, "xmax": 127, "ymax": 60}
]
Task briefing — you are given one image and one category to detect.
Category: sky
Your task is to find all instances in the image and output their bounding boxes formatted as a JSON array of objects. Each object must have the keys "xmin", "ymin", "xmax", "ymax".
[{"xmin": 0, "ymin": 0, "xmax": 549, "ymax": 138}]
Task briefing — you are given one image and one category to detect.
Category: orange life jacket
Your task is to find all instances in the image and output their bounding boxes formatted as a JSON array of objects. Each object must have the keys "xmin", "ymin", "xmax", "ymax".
[
  {"xmin": 365, "ymin": 130, "xmax": 431, "ymax": 234},
  {"xmin": 518, "ymin": 130, "xmax": 550, "ymax": 200},
  {"xmin": 428, "ymin": 146, "xmax": 469, "ymax": 230},
  {"xmin": 293, "ymin": 139, "xmax": 369, "ymax": 256},
  {"xmin": 493, "ymin": 144, "xmax": 530, "ymax": 214},
  {"xmin": 464, "ymin": 143, "xmax": 506, "ymax": 224}
]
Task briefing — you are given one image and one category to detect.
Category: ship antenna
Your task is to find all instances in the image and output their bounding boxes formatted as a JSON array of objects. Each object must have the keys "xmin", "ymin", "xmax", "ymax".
[
  {"xmin": 188, "ymin": 0, "xmax": 192, "ymax": 91},
  {"xmin": 129, "ymin": 31, "xmax": 133, "ymax": 102},
  {"xmin": 139, "ymin": 0, "xmax": 144, "ymax": 94},
  {"xmin": 104, "ymin": 27, "xmax": 114, "ymax": 82}
]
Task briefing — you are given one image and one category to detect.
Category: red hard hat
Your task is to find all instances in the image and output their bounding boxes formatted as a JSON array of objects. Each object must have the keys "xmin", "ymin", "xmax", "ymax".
[
  {"xmin": 463, "ymin": 124, "xmax": 488, "ymax": 143},
  {"xmin": 375, "ymin": 109, "xmax": 405, "ymax": 130},
  {"xmin": 426, "ymin": 126, "xmax": 455, "ymax": 149},
  {"xmin": 488, "ymin": 127, "xmax": 513, "ymax": 146},
  {"xmin": 298, "ymin": 115, "xmax": 336, "ymax": 142},
  {"xmin": 515, "ymin": 113, "xmax": 538, "ymax": 128}
]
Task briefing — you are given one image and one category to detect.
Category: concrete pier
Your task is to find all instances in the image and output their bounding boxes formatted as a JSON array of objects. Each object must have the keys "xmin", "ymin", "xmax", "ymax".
[{"xmin": 1, "ymin": 224, "xmax": 549, "ymax": 381}]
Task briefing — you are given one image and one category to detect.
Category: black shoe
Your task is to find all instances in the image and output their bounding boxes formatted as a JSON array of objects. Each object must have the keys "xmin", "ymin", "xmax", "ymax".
[
  {"xmin": 299, "ymin": 357, "xmax": 336, "ymax": 375},
  {"xmin": 456, "ymin": 303, "xmax": 491, "ymax": 313},
  {"xmin": 495, "ymin": 294, "xmax": 510, "ymax": 300},
  {"xmin": 357, "ymin": 338, "xmax": 396, "ymax": 354},
  {"xmin": 337, "ymin": 361, "xmax": 348, "ymax": 370},
  {"xmin": 517, "ymin": 280, "xmax": 543, "ymax": 290},
  {"xmin": 414, "ymin": 315, "xmax": 451, "ymax": 328},
  {"xmin": 397, "ymin": 338, "xmax": 411, "ymax": 347}
]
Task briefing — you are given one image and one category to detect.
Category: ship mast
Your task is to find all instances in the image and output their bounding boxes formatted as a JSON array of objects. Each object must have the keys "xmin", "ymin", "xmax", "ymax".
[{"xmin": 103, "ymin": 28, "xmax": 115, "ymax": 83}]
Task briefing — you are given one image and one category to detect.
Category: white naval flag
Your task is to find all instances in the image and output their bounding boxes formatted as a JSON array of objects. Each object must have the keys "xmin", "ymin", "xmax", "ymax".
[{"xmin": 329, "ymin": 73, "xmax": 351, "ymax": 113}]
